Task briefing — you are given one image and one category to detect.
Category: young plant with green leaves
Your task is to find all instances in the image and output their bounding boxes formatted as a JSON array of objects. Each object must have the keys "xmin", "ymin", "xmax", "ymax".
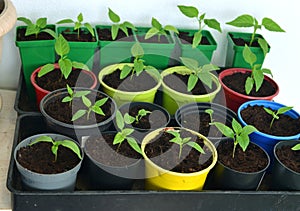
[
  {"xmin": 211, "ymin": 119, "xmax": 258, "ymax": 158},
  {"xmin": 17, "ymin": 17, "xmax": 54, "ymax": 39},
  {"xmin": 145, "ymin": 17, "xmax": 179, "ymax": 42},
  {"xmin": 113, "ymin": 110, "xmax": 142, "ymax": 154},
  {"xmin": 180, "ymin": 57, "xmax": 219, "ymax": 92},
  {"xmin": 123, "ymin": 109, "xmax": 152, "ymax": 125},
  {"xmin": 226, "ymin": 14, "xmax": 285, "ymax": 56},
  {"xmin": 62, "ymin": 85, "xmax": 91, "ymax": 106},
  {"xmin": 108, "ymin": 8, "xmax": 136, "ymax": 40},
  {"xmin": 166, "ymin": 129, "xmax": 205, "ymax": 159},
  {"xmin": 29, "ymin": 135, "xmax": 82, "ymax": 162},
  {"xmin": 38, "ymin": 34, "xmax": 89, "ymax": 80},
  {"xmin": 71, "ymin": 95, "xmax": 108, "ymax": 121},
  {"xmin": 177, "ymin": 5, "xmax": 222, "ymax": 48},
  {"xmin": 242, "ymin": 44, "xmax": 273, "ymax": 95},
  {"xmin": 263, "ymin": 106, "xmax": 293, "ymax": 129},
  {"xmin": 291, "ymin": 143, "xmax": 300, "ymax": 151},
  {"xmin": 56, "ymin": 12, "xmax": 95, "ymax": 38},
  {"xmin": 205, "ymin": 109, "xmax": 214, "ymax": 123},
  {"xmin": 120, "ymin": 42, "xmax": 159, "ymax": 80}
]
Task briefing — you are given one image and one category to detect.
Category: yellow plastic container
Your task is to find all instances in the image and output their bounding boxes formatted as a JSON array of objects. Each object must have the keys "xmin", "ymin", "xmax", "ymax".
[
  {"xmin": 161, "ymin": 66, "xmax": 221, "ymax": 115},
  {"xmin": 141, "ymin": 127, "xmax": 218, "ymax": 191},
  {"xmin": 98, "ymin": 63, "xmax": 162, "ymax": 107}
]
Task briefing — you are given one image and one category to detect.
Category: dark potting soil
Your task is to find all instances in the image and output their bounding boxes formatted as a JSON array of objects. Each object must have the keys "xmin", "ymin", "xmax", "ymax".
[
  {"xmin": 97, "ymin": 28, "xmax": 135, "ymax": 42},
  {"xmin": 120, "ymin": 105, "xmax": 168, "ymax": 130},
  {"xmin": 85, "ymin": 133, "xmax": 142, "ymax": 166},
  {"xmin": 222, "ymin": 72, "xmax": 276, "ymax": 97},
  {"xmin": 17, "ymin": 142, "xmax": 81, "ymax": 174},
  {"xmin": 144, "ymin": 129, "xmax": 213, "ymax": 173},
  {"xmin": 163, "ymin": 72, "xmax": 217, "ymax": 95},
  {"xmin": 0, "ymin": 0, "xmax": 4, "ymax": 13},
  {"xmin": 102, "ymin": 69, "xmax": 157, "ymax": 92},
  {"xmin": 16, "ymin": 27, "xmax": 54, "ymax": 41},
  {"xmin": 36, "ymin": 68, "xmax": 95, "ymax": 92},
  {"xmin": 217, "ymin": 139, "xmax": 268, "ymax": 173},
  {"xmin": 44, "ymin": 91, "xmax": 114, "ymax": 125},
  {"xmin": 178, "ymin": 31, "xmax": 210, "ymax": 45},
  {"xmin": 276, "ymin": 145, "xmax": 300, "ymax": 173},
  {"xmin": 136, "ymin": 34, "xmax": 169, "ymax": 44},
  {"xmin": 180, "ymin": 112, "xmax": 231, "ymax": 138},
  {"xmin": 61, "ymin": 28, "xmax": 96, "ymax": 42},
  {"xmin": 241, "ymin": 105, "xmax": 300, "ymax": 137},
  {"xmin": 229, "ymin": 33, "xmax": 261, "ymax": 48}
]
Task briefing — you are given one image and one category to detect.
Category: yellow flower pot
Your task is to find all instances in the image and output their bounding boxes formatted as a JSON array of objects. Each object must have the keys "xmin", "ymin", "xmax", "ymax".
[
  {"xmin": 161, "ymin": 66, "xmax": 221, "ymax": 115},
  {"xmin": 141, "ymin": 127, "xmax": 218, "ymax": 191},
  {"xmin": 98, "ymin": 63, "xmax": 162, "ymax": 107}
]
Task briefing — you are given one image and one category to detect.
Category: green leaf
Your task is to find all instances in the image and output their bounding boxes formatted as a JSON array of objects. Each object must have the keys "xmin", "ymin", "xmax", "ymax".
[
  {"xmin": 60, "ymin": 140, "xmax": 82, "ymax": 159},
  {"xmin": 186, "ymin": 142, "xmax": 205, "ymax": 154},
  {"xmin": 198, "ymin": 72, "xmax": 213, "ymax": 89},
  {"xmin": 291, "ymin": 144, "xmax": 300, "ymax": 151},
  {"xmin": 124, "ymin": 113, "xmax": 135, "ymax": 124},
  {"xmin": 264, "ymin": 107, "xmax": 274, "ymax": 115},
  {"xmin": 62, "ymin": 96, "xmax": 72, "ymax": 103},
  {"xmin": 113, "ymin": 132, "xmax": 125, "ymax": 145},
  {"xmin": 116, "ymin": 110, "xmax": 125, "ymax": 130},
  {"xmin": 55, "ymin": 34, "xmax": 70, "ymax": 57},
  {"xmin": 166, "ymin": 130, "xmax": 180, "ymax": 138},
  {"xmin": 29, "ymin": 135, "xmax": 54, "ymax": 146},
  {"xmin": 108, "ymin": 8, "xmax": 120, "ymax": 23},
  {"xmin": 26, "ymin": 24, "xmax": 39, "ymax": 36},
  {"xmin": 73, "ymin": 90, "xmax": 91, "ymax": 98},
  {"xmin": 72, "ymin": 61, "xmax": 90, "ymax": 71},
  {"xmin": 51, "ymin": 144, "xmax": 59, "ymax": 161},
  {"xmin": 232, "ymin": 118, "xmax": 243, "ymax": 134},
  {"xmin": 94, "ymin": 97, "xmax": 108, "ymax": 107},
  {"xmin": 123, "ymin": 21, "xmax": 136, "ymax": 30},
  {"xmin": 38, "ymin": 64, "xmax": 55, "ymax": 77},
  {"xmin": 84, "ymin": 23, "xmax": 95, "ymax": 37},
  {"xmin": 164, "ymin": 25, "xmax": 179, "ymax": 34},
  {"xmin": 74, "ymin": 22, "xmax": 81, "ymax": 31},
  {"xmin": 213, "ymin": 122, "xmax": 235, "ymax": 138},
  {"xmin": 241, "ymin": 125, "xmax": 258, "ymax": 136},
  {"xmin": 120, "ymin": 65, "xmax": 132, "ymax": 79},
  {"xmin": 77, "ymin": 13, "xmax": 83, "ymax": 22},
  {"xmin": 252, "ymin": 69, "xmax": 264, "ymax": 92},
  {"xmin": 258, "ymin": 38, "xmax": 269, "ymax": 57},
  {"xmin": 204, "ymin": 19, "xmax": 222, "ymax": 32},
  {"xmin": 151, "ymin": 17, "xmax": 162, "ymax": 30},
  {"xmin": 36, "ymin": 17, "xmax": 47, "ymax": 29},
  {"xmin": 92, "ymin": 106, "xmax": 105, "ymax": 116},
  {"xmin": 127, "ymin": 137, "xmax": 142, "ymax": 154},
  {"xmin": 119, "ymin": 24, "xmax": 129, "ymax": 37},
  {"xmin": 82, "ymin": 95, "xmax": 91, "ymax": 107},
  {"xmin": 226, "ymin": 14, "xmax": 255, "ymax": 27},
  {"xmin": 277, "ymin": 106, "xmax": 293, "ymax": 115},
  {"xmin": 202, "ymin": 64, "xmax": 220, "ymax": 72},
  {"xmin": 111, "ymin": 24, "xmax": 119, "ymax": 40},
  {"xmin": 192, "ymin": 31, "xmax": 202, "ymax": 48},
  {"xmin": 245, "ymin": 77, "xmax": 254, "ymax": 95},
  {"xmin": 180, "ymin": 57, "xmax": 199, "ymax": 71},
  {"xmin": 42, "ymin": 29, "xmax": 57, "ymax": 39},
  {"xmin": 145, "ymin": 27, "xmax": 159, "ymax": 39},
  {"xmin": 236, "ymin": 133, "xmax": 249, "ymax": 152},
  {"xmin": 134, "ymin": 60, "xmax": 144, "ymax": 76},
  {"xmin": 59, "ymin": 58, "xmax": 72, "ymax": 79},
  {"xmin": 178, "ymin": 5, "xmax": 199, "ymax": 18},
  {"xmin": 243, "ymin": 45, "xmax": 257, "ymax": 66},
  {"xmin": 17, "ymin": 17, "xmax": 33, "ymax": 25},
  {"xmin": 187, "ymin": 74, "xmax": 198, "ymax": 92},
  {"xmin": 71, "ymin": 110, "xmax": 87, "ymax": 121},
  {"xmin": 262, "ymin": 68, "xmax": 273, "ymax": 78},
  {"xmin": 131, "ymin": 42, "xmax": 144, "ymax": 58},
  {"xmin": 122, "ymin": 128, "xmax": 134, "ymax": 137},
  {"xmin": 56, "ymin": 19, "xmax": 74, "ymax": 24},
  {"xmin": 262, "ymin": 18, "xmax": 285, "ymax": 32}
]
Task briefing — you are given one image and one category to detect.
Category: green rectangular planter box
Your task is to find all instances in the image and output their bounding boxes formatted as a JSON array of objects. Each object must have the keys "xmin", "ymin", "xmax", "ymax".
[
  {"xmin": 134, "ymin": 27, "xmax": 175, "ymax": 70},
  {"xmin": 57, "ymin": 26, "xmax": 98, "ymax": 70},
  {"xmin": 96, "ymin": 25, "xmax": 136, "ymax": 69},
  {"xmin": 176, "ymin": 29, "xmax": 217, "ymax": 65},
  {"xmin": 15, "ymin": 25, "xmax": 56, "ymax": 101},
  {"xmin": 225, "ymin": 32, "xmax": 270, "ymax": 68}
]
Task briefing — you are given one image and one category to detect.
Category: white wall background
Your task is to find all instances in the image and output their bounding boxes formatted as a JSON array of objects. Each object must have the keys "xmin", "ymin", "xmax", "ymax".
[{"xmin": 1, "ymin": 0, "xmax": 299, "ymax": 111}]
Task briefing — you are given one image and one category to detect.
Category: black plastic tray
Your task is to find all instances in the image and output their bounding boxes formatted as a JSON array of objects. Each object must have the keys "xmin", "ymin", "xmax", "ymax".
[{"xmin": 6, "ymin": 113, "xmax": 300, "ymax": 211}]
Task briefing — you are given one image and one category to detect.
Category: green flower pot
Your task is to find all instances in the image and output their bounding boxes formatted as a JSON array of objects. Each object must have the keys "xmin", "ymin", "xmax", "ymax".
[
  {"xmin": 57, "ymin": 26, "xmax": 98, "ymax": 70},
  {"xmin": 15, "ymin": 25, "xmax": 56, "ymax": 100},
  {"xmin": 161, "ymin": 66, "xmax": 221, "ymax": 115},
  {"xmin": 225, "ymin": 32, "xmax": 270, "ymax": 68}
]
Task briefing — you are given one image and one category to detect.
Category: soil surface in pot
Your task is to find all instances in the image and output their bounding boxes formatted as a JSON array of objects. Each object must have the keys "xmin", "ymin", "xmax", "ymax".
[
  {"xmin": 144, "ymin": 129, "xmax": 213, "ymax": 173},
  {"xmin": 180, "ymin": 112, "xmax": 231, "ymax": 138},
  {"xmin": 36, "ymin": 69, "xmax": 95, "ymax": 92},
  {"xmin": 17, "ymin": 142, "xmax": 81, "ymax": 174},
  {"xmin": 0, "ymin": 0, "xmax": 4, "ymax": 13},
  {"xmin": 222, "ymin": 72, "xmax": 276, "ymax": 97},
  {"xmin": 61, "ymin": 28, "xmax": 96, "ymax": 42},
  {"xmin": 102, "ymin": 69, "xmax": 157, "ymax": 92},
  {"xmin": 136, "ymin": 34, "xmax": 169, "ymax": 44},
  {"xmin": 85, "ymin": 133, "xmax": 142, "ymax": 166},
  {"xmin": 217, "ymin": 139, "xmax": 268, "ymax": 173},
  {"xmin": 120, "ymin": 104, "xmax": 168, "ymax": 130},
  {"xmin": 276, "ymin": 145, "xmax": 300, "ymax": 173},
  {"xmin": 17, "ymin": 27, "xmax": 54, "ymax": 41},
  {"xmin": 241, "ymin": 105, "xmax": 300, "ymax": 136},
  {"xmin": 163, "ymin": 72, "xmax": 217, "ymax": 95},
  {"xmin": 97, "ymin": 28, "xmax": 135, "ymax": 42},
  {"xmin": 44, "ymin": 91, "xmax": 114, "ymax": 125},
  {"xmin": 229, "ymin": 33, "xmax": 261, "ymax": 47},
  {"xmin": 178, "ymin": 31, "xmax": 210, "ymax": 45}
]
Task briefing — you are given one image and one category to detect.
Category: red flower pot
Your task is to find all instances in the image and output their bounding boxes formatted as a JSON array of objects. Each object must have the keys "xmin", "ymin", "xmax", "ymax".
[
  {"xmin": 219, "ymin": 68, "xmax": 279, "ymax": 112},
  {"xmin": 30, "ymin": 63, "xmax": 98, "ymax": 106}
]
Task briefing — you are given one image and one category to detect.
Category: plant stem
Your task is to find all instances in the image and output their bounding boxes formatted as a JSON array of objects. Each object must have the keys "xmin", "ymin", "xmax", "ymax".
[
  {"xmin": 232, "ymin": 142, "xmax": 237, "ymax": 159},
  {"xmin": 270, "ymin": 117, "xmax": 275, "ymax": 129},
  {"xmin": 179, "ymin": 144, "xmax": 183, "ymax": 159},
  {"xmin": 250, "ymin": 27, "xmax": 257, "ymax": 46}
]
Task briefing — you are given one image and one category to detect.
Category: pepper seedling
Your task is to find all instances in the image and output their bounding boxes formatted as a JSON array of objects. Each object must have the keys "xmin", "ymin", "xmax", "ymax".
[
  {"xmin": 113, "ymin": 110, "xmax": 142, "ymax": 154},
  {"xmin": 243, "ymin": 44, "xmax": 273, "ymax": 95},
  {"xmin": 226, "ymin": 14, "xmax": 285, "ymax": 56},
  {"xmin": 123, "ymin": 108, "xmax": 152, "ymax": 125},
  {"xmin": 291, "ymin": 143, "xmax": 300, "ymax": 151},
  {"xmin": 180, "ymin": 57, "xmax": 219, "ymax": 92},
  {"xmin": 38, "ymin": 34, "xmax": 89, "ymax": 80},
  {"xmin": 263, "ymin": 106, "xmax": 293, "ymax": 129},
  {"xmin": 166, "ymin": 129, "xmax": 205, "ymax": 159},
  {"xmin": 177, "ymin": 5, "xmax": 222, "ymax": 48},
  {"xmin": 120, "ymin": 42, "xmax": 160, "ymax": 80},
  {"xmin": 145, "ymin": 17, "xmax": 179, "ymax": 42},
  {"xmin": 62, "ymin": 85, "xmax": 91, "ymax": 106},
  {"xmin": 71, "ymin": 95, "xmax": 108, "ymax": 121},
  {"xmin": 108, "ymin": 8, "xmax": 136, "ymax": 40},
  {"xmin": 29, "ymin": 135, "xmax": 82, "ymax": 162},
  {"xmin": 205, "ymin": 109, "xmax": 214, "ymax": 123},
  {"xmin": 56, "ymin": 12, "xmax": 95, "ymax": 39},
  {"xmin": 211, "ymin": 119, "xmax": 257, "ymax": 158}
]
